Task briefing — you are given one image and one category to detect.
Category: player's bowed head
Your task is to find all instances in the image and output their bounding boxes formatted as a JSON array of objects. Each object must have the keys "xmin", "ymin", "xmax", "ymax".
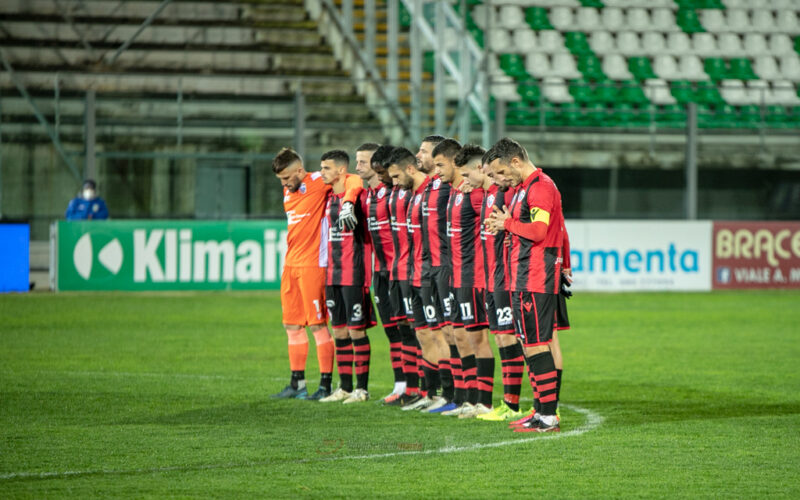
[
  {"xmin": 431, "ymin": 138, "xmax": 462, "ymax": 184},
  {"xmin": 386, "ymin": 147, "xmax": 420, "ymax": 191},
  {"xmin": 454, "ymin": 144, "xmax": 487, "ymax": 190},
  {"xmin": 483, "ymin": 137, "xmax": 531, "ymax": 234},
  {"xmin": 272, "ymin": 147, "xmax": 307, "ymax": 193}
]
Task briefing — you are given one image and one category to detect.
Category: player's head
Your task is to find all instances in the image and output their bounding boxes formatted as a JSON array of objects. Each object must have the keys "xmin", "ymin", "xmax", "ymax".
[
  {"xmin": 387, "ymin": 147, "xmax": 417, "ymax": 190},
  {"xmin": 454, "ymin": 144, "xmax": 486, "ymax": 188},
  {"xmin": 432, "ymin": 138, "xmax": 462, "ymax": 183},
  {"xmin": 484, "ymin": 137, "xmax": 528, "ymax": 188},
  {"xmin": 319, "ymin": 149, "xmax": 350, "ymax": 185},
  {"xmin": 355, "ymin": 142, "xmax": 380, "ymax": 181},
  {"xmin": 416, "ymin": 134, "xmax": 446, "ymax": 174},
  {"xmin": 370, "ymin": 145, "xmax": 395, "ymax": 186},
  {"xmin": 272, "ymin": 147, "xmax": 306, "ymax": 192}
]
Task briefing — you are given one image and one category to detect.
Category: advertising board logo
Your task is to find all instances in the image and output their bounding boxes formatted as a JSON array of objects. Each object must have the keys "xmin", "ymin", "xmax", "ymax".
[
  {"xmin": 73, "ymin": 233, "xmax": 123, "ymax": 280},
  {"xmin": 716, "ymin": 266, "xmax": 731, "ymax": 284}
]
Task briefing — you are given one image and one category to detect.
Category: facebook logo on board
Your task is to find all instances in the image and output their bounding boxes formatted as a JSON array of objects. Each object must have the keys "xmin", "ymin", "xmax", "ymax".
[{"xmin": 716, "ymin": 267, "xmax": 731, "ymax": 284}]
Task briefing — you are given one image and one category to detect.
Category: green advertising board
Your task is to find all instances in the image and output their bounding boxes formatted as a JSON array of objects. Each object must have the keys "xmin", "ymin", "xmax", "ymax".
[{"xmin": 54, "ymin": 220, "xmax": 288, "ymax": 291}]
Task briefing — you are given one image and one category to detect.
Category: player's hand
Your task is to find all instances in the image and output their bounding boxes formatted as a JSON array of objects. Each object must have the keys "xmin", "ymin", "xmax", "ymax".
[
  {"xmin": 485, "ymin": 205, "xmax": 510, "ymax": 234},
  {"xmin": 560, "ymin": 270, "xmax": 573, "ymax": 299},
  {"xmin": 338, "ymin": 201, "xmax": 357, "ymax": 231}
]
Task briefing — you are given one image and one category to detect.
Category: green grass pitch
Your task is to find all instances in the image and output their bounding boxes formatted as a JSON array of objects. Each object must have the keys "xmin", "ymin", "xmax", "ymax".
[{"xmin": 1, "ymin": 290, "xmax": 799, "ymax": 498}]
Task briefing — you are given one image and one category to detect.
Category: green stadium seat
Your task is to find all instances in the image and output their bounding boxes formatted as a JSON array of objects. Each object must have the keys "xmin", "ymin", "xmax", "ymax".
[
  {"xmin": 525, "ymin": 7, "xmax": 554, "ymax": 30},
  {"xmin": 738, "ymin": 105, "xmax": 762, "ymax": 127},
  {"xmin": 795, "ymin": 36, "xmax": 800, "ymax": 55},
  {"xmin": 657, "ymin": 104, "xmax": 687, "ymax": 128},
  {"xmin": 578, "ymin": 0, "xmax": 604, "ymax": 7},
  {"xmin": 517, "ymin": 82, "xmax": 541, "ymax": 103},
  {"xmin": 500, "ymin": 54, "xmax": 529, "ymax": 79},
  {"xmin": 619, "ymin": 81, "xmax": 649, "ymax": 105},
  {"xmin": 765, "ymin": 105, "xmax": 789, "ymax": 126},
  {"xmin": 704, "ymin": 58, "xmax": 728, "ymax": 80},
  {"xmin": 506, "ymin": 101, "xmax": 534, "ymax": 126},
  {"xmin": 696, "ymin": 104, "xmax": 717, "ymax": 128},
  {"xmin": 712, "ymin": 104, "xmax": 738, "ymax": 128},
  {"xmin": 585, "ymin": 103, "xmax": 609, "ymax": 126},
  {"xmin": 670, "ymin": 80, "xmax": 695, "ymax": 104},
  {"xmin": 788, "ymin": 107, "xmax": 800, "ymax": 127},
  {"xmin": 676, "ymin": 8, "xmax": 705, "ymax": 33},
  {"xmin": 399, "ymin": 2, "xmax": 412, "ymax": 29},
  {"xmin": 565, "ymin": 32, "xmax": 592, "ymax": 56},
  {"xmin": 569, "ymin": 80, "xmax": 594, "ymax": 104},
  {"xmin": 728, "ymin": 58, "xmax": 758, "ymax": 80},
  {"xmin": 695, "ymin": 81, "xmax": 725, "ymax": 106},
  {"xmin": 628, "ymin": 57, "xmax": 657, "ymax": 81},
  {"xmin": 614, "ymin": 102, "xmax": 636, "ymax": 126},
  {"xmin": 559, "ymin": 102, "xmax": 583, "ymax": 127},
  {"xmin": 577, "ymin": 55, "xmax": 606, "ymax": 81},
  {"xmin": 470, "ymin": 28, "xmax": 484, "ymax": 48},
  {"xmin": 594, "ymin": 82, "xmax": 619, "ymax": 104},
  {"xmin": 424, "ymin": 51, "xmax": 435, "ymax": 75}
]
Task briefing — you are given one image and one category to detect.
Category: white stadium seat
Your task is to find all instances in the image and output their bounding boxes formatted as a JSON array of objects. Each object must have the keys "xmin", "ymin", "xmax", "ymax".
[
  {"xmin": 471, "ymin": 5, "xmax": 489, "ymax": 29},
  {"xmin": 743, "ymin": 34, "xmax": 769, "ymax": 57},
  {"xmin": 644, "ymin": 79, "xmax": 676, "ymax": 105},
  {"xmin": 513, "ymin": 29, "xmax": 538, "ymax": 52},
  {"xmin": 779, "ymin": 55, "xmax": 800, "ymax": 81},
  {"xmin": 526, "ymin": 53, "xmax": 552, "ymax": 77},
  {"xmin": 720, "ymin": 79, "xmax": 748, "ymax": 106},
  {"xmin": 642, "ymin": 32, "xmax": 666, "ymax": 53},
  {"xmin": 616, "ymin": 31, "xmax": 643, "ymax": 56},
  {"xmin": 488, "ymin": 29, "xmax": 512, "ymax": 51},
  {"xmin": 493, "ymin": 75, "xmax": 522, "ymax": 101},
  {"xmin": 726, "ymin": 10, "xmax": 752, "ymax": 33},
  {"xmin": 769, "ymin": 34, "xmax": 794, "ymax": 56},
  {"xmin": 550, "ymin": 53, "xmax": 582, "ymax": 79},
  {"xmin": 627, "ymin": 8, "xmax": 651, "ymax": 31},
  {"xmin": 603, "ymin": 54, "xmax": 633, "ymax": 80},
  {"xmin": 576, "ymin": 8, "xmax": 601, "ymax": 31},
  {"xmin": 539, "ymin": 30, "xmax": 565, "ymax": 53},
  {"xmin": 751, "ymin": 10, "xmax": 776, "ymax": 33},
  {"xmin": 589, "ymin": 31, "xmax": 615, "ymax": 54},
  {"xmin": 652, "ymin": 9, "xmax": 676, "ymax": 32},
  {"xmin": 771, "ymin": 81, "xmax": 800, "ymax": 105},
  {"xmin": 775, "ymin": 10, "xmax": 798, "ymax": 33},
  {"xmin": 754, "ymin": 56, "xmax": 782, "ymax": 81},
  {"xmin": 550, "ymin": 7, "xmax": 574, "ymax": 30},
  {"xmin": 499, "ymin": 5, "xmax": 525, "ymax": 29},
  {"xmin": 718, "ymin": 33, "xmax": 744, "ymax": 55},
  {"xmin": 725, "ymin": 0, "xmax": 749, "ymax": 8},
  {"xmin": 653, "ymin": 54, "xmax": 679, "ymax": 79},
  {"xmin": 746, "ymin": 80, "xmax": 771, "ymax": 104},
  {"xmin": 701, "ymin": 9, "xmax": 726, "ymax": 32},
  {"xmin": 542, "ymin": 77, "xmax": 574, "ymax": 103},
  {"xmin": 601, "ymin": 8, "xmax": 625, "ymax": 31},
  {"xmin": 666, "ymin": 32, "xmax": 691, "ymax": 55},
  {"xmin": 693, "ymin": 33, "xmax": 719, "ymax": 57},
  {"xmin": 679, "ymin": 55, "xmax": 708, "ymax": 81}
]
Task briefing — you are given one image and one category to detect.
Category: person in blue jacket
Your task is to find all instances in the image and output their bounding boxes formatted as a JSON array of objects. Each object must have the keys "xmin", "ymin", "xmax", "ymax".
[{"xmin": 65, "ymin": 179, "xmax": 109, "ymax": 220}]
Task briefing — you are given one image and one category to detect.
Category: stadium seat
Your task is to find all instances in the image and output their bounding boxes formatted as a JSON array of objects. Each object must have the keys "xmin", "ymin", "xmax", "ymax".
[
  {"xmin": 629, "ymin": 56, "xmax": 657, "ymax": 80},
  {"xmin": 642, "ymin": 33, "xmax": 666, "ymax": 54},
  {"xmin": 499, "ymin": 5, "xmax": 525, "ymax": 29},
  {"xmin": 539, "ymin": 30, "xmax": 566, "ymax": 53},
  {"xmin": 676, "ymin": 9, "xmax": 705, "ymax": 33},
  {"xmin": 584, "ymin": 102, "xmax": 609, "ymax": 126},
  {"xmin": 595, "ymin": 81, "xmax": 621, "ymax": 103},
  {"xmin": 754, "ymin": 56, "xmax": 782, "ymax": 81},
  {"xmin": 569, "ymin": 79, "xmax": 594, "ymax": 103},
  {"xmin": 657, "ymin": 103, "xmax": 687, "ymax": 128},
  {"xmin": 693, "ymin": 33, "xmax": 719, "ymax": 57},
  {"xmin": 679, "ymin": 55, "xmax": 708, "ymax": 81},
  {"xmin": 746, "ymin": 80, "xmax": 771, "ymax": 105},
  {"xmin": 718, "ymin": 33, "xmax": 745, "ymax": 56},
  {"xmin": 525, "ymin": 7, "xmax": 554, "ymax": 31},
  {"xmin": 704, "ymin": 57, "xmax": 728, "ymax": 80},
  {"xmin": 526, "ymin": 53, "xmax": 552, "ymax": 77},
  {"xmin": 576, "ymin": 8, "xmax": 601, "ymax": 31},
  {"xmin": 653, "ymin": 55, "xmax": 679, "ymax": 79},
  {"xmin": 667, "ymin": 32, "xmax": 692, "ymax": 55},
  {"xmin": 627, "ymin": 9, "xmax": 651, "ymax": 31},
  {"xmin": 720, "ymin": 79, "xmax": 748, "ymax": 106},
  {"xmin": 565, "ymin": 32, "xmax": 593, "ymax": 55},
  {"xmin": 779, "ymin": 55, "xmax": 800, "ymax": 80},
  {"xmin": 619, "ymin": 80, "xmax": 649, "ymax": 104},
  {"xmin": 772, "ymin": 80, "xmax": 800, "ymax": 106},
  {"xmin": 489, "ymin": 30, "xmax": 513, "ymax": 51},
  {"xmin": 590, "ymin": 31, "xmax": 615, "ymax": 54},
  {"xmin": 603, "ymin": 54, "xmax": 634, "ymax": 80},
  {"xmin": 616, "ymin": 32, "xmax": 643, "ymax": 56},
  {"xmin": 543, "ymin": 77, "xmax": 574, "ymax": 103},
  {"xmin": 601, "ymin": 8, "xmax": 625, "ymax": 31},
  {"xmin": 578, "ymin": 54, "xmax": 607, "ymax": 80},
  {"xmin": 695, "ymin": 80, "xmax": 726, "ymax": 105},
  {"xmin": 652, "ymin": 9, "xmax": 677, "ymax": 32},
  {"xmin": 752, "ymin": 10, "xmax": 776, "ymax": 33},
  {"xmin": 559, "ymin": 102, "xmax": 583, "ymax": 126},
  {"xmin": 579, "ymin": 0, "xmax": 604, "ymax": 8},
  {"xmin": 728, "ymin": 58, "xmax": 758, "ymax": 80},
  {"xmin": 500, "ymin": 53, "xmax": 529, "ymax": 79},
  {"xmin": 726, "ymin": 10, "xmax": 751, "ymax": 33},
  {"xmin": 494, "ymin": 75, "xmax": 522, "ymax": 101},
  {"xmin": 743, "ymin": 34, "xmax": 769, "ymax": 57},
  {"xmin": 776, "ymin": 10, "xmax": 798, "ymax": 33},
  {"xmin": 738, "ymin": 104, "xmax": 762, "ymax": 127},
  {"xmin": 514, "ymin": 29, "xmax": 538, "ymax": 52},
  {"xmin": 769, "ymin": 34, "xmax": 794, "ymax": 56},
  {"xmin": 517, "ymin": 81, "xmax": 542, "ymax": 103},
  {"xmin": 551, "ymin": 7, "xmax": 574, "ymax": 30},
  {"xmin": 724, "ymin": 0, "xmax": 749, "ymax": 8},
  {"xmin": 700, "ymin": 9, "xmax": 726, "ymax": 32},
  {"xmin": 645, "ymin": 79, "xmax": 677, "ymax": 105},
  {"xmin": 551, "ymin": 52, "xmax": 582, "ymax": 78}
]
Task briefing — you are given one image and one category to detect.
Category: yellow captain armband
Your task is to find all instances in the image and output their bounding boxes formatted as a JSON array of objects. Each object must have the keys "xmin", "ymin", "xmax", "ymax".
[{"xmin": 530, "ymin": 207, "xmax": 550, "ymax": 224}]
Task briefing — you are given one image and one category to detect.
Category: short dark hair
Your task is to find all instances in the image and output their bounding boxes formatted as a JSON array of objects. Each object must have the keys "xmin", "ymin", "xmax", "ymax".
[
  {"xmin": 320, "ymin": 149, "xmax": 350, "ymax": 167},
  {"xmin": 357, "ymin": 142, "xmax": 381, "ymax": 153},
  {"xmin": 371, "ymin": 145, "xmax": 395, "ymax": 169},
  {"xmin": 454, "ymin": 144, "xmax": 486, "ymax": 168},
  {"xmin": 272, "ymin": 147, "xmax": 302, "ymax": 173},
  {"xmin": 387, "ymin": 147, "xmax": 416, "ymax": 169},
  {"xmin": 484, "ymin": 137, "xmax": 529, "ymax": 165},
  {"xmin": 422, "ymin": 135, "xmax": 447, "ymax": 145},
  {"xmin": 431, "ymin": 138, "xmax": 462, "ymax": 160},
  {"xmin": 82, "ymin": 179, "xmax": 97, "ymax": 189}
]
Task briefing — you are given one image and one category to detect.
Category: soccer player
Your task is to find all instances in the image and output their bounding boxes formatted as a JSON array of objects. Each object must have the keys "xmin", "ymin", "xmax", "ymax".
[
  {"xmin": 485, "ymin": 137, "xmax": 565, "ymax": 433},
  {"xmin": 355, "ymin": 143, "xmax": 407, "ymax": 400},
  {"xmin": 316, "ymin": 150, "xmax": 376, "ymax": 404},
  {"xmin": 434, "ymin": 142, "xmax": 494, "ymax": 418},
  {"xmin": 271, "ymin": 147, "xmax": 361, "ymax": 400},
  {"xmin": 474, "ymin": 153, "xmax": 526, "ymax": 422},
  {"xmin": 386, "ymin": 146, "xmax": 446, "ymax": 410}
]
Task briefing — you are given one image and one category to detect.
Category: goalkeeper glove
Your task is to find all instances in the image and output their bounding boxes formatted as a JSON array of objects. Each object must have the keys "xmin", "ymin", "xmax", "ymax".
[
  {"xmin": 338, "ymin": 201, "xmax": 358, "ymax": 231},
  {"xmin": 560, "ymin": 274, "xmax": 573, "ymax": 299}
]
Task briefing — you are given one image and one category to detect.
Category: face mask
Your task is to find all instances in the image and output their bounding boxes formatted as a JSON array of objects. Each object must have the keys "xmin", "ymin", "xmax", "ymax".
[{"xmin": 82, "ymin": 189, "xmax": 96, "ymax": 200}]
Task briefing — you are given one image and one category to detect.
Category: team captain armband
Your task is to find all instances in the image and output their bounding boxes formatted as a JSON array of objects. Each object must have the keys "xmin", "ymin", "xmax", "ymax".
[{"xmin": 530, "ymin": 207, "xmax": 550, "ymax": 225}]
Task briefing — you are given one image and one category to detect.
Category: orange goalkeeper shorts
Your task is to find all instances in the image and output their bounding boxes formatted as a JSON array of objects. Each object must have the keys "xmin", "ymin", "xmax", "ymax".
[{"xmin": 280, "ymin": 265, "xmax": 327, "ymax": 327}]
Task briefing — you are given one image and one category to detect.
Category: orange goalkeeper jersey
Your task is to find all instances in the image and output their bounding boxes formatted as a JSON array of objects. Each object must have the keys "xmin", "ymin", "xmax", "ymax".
[{"xmin": 283, "ymin": 171, "xmax": 362, "ymax": 268}]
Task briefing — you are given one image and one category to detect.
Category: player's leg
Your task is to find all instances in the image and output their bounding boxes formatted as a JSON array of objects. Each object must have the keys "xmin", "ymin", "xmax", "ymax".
[
  {"xmin": 459, "ymin": 288, "xmax": 493, "ymax": 419},
  {"xmin": 388, "ymin": 281, "xmax": 422, "ymax": 406},
  {"xmin": 380, "ymin": 277, "xmax": 405, "ymax": 397},
  {"xmin": 272, "ymin": 265, "xmax": 311, "ymax": 399},
  {"xmin": 342, "ymin": 286, "xmax": 376, "ymax": 404},
  {"xmin": 320, "ymin": 286, "xmax": 354, "ymax": 402},
  {"xmin": 298, "ymin": 266, "xmax": 335, "ymax": 400},
  {"xmin": 553, "ymin": 291, "xmax": 570, "ymax": 402}
]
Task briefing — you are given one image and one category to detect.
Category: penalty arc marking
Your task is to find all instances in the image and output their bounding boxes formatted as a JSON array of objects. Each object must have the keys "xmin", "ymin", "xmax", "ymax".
[{"xmin": 0, "ymin": 405, "xmax": 602, "ymax": 481}]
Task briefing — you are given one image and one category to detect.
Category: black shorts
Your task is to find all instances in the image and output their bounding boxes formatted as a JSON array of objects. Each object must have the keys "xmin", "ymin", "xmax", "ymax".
[
  {"xmin": 409, "ymin": 286, "xmax": 429, "ymax": 331},
  {"xmin": 451, "ymin": 287, "xmax": 489, "ymax": 332},
  {"xmin": 372, "ymin": 271, "xmax": 395, "ymax": 327},
  {"xmin": 399, "ymin": 280, "xmax": 415, "ymax": 323},
  {"xmin": 486, "ymin": 289, "xmax": 515, "ymax": 335},
  {"xmin": 555, "ymin": 293, "xmax": 570, "ymax": 331},
  {"xmin": 326, "ymin": 285, "xmax": 376, "ymax": 330},
  {"xmin": 421, "ymin": 266, "xmax": 453, "ymax": 329},
  {"xmin": 389, "ymin": 280, "xmax": 409, "ymax": 324},
  {"xmin": 511, "ymin": 291, "xmax": 556, "ymax": 347}
]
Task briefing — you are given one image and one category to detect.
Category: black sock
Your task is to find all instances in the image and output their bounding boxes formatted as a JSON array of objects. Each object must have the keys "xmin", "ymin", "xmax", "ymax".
[
  {"xmin": 450, "ymin": 344, "xmax": 465, "ymax": 405},
  {"xmin": 530, "ymin": 351, "xmax": 558, "ymax": 415},
  {"xmin": 476, "ymin": 357, "xmax": 495, "ymax": 407},
  {"xmin": 335, "ymin": 338, "xmax": 354, "ymax": 393},
  {"xmin": 319, "ymin": 372, "xmax": 332, "ymax": 392},
  {"xmin": 353, "ymin": 336, "xmax": 371, "ymax": 391},
  {"xmin": 439, "ymin": 357, "xmax": 454, "ymax": 401},
  {"xmin": 556, "ymin": 368, "xmax": 563, "ymax": 401},
  {"xmin": 462, "ymin": 354, "xmax": 478, "ymax": 405},
  {"xmin": 385, "ymin": 325, "xmax": 405, "ymax": 383},
  {"xmin": 291, "ymin": 370, "xmax": 305, "ymax": 390},
  {"xmin": 525, "ymin": 356, "xmax": 541, "ymax": 413},
  {"xmin": 400, "ymin": 325, "xmax": 419, "ymax": 391}
]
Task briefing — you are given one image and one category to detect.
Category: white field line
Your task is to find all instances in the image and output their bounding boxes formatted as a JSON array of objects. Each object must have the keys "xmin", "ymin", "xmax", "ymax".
[{"xmin": 0, "ymin": 405, "xmax": 602, "ymax": 481}]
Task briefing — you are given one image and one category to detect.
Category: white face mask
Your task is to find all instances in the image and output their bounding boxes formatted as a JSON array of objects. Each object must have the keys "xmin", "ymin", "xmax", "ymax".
[{"xmin": 82, "ymin": 189, "xmax": 96, "ymax": 201}]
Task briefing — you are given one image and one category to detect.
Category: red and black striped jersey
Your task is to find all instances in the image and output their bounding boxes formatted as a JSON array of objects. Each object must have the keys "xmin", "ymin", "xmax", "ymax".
[
  {"xmin": 422, "ymin": 175, "xmax": 451, "ymax": 268},
  {"xmin": 407, "ymin": 177, "xmax": 431, "ymax": 287},
  {"xmin": 365, "ymin": 183, "xmax": 394, "ymax": 273},
  {"xmin": 326, "ymin": 191, "xmax": 369, "ymax": 287},
  {"xmin": 505, "ymin": 169, "xmax": 564, "ymax": 294},
  {"xmin": 448, "ymin": 181, "xmax": 485, "ymax": 289},
  {"xmin": 389, "ymin": 186, "xmax": 412, "ymax": 282},
  {"xmin": 480, "ymin": 184, "xmax": 516, "ymax": 293}
]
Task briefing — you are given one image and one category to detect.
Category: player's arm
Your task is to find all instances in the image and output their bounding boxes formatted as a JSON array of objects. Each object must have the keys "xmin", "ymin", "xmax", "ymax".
[
  {"xmin": 502, "ymin": 184, "xmax": 554, "ymax": 243},
  {"xmin": 337, "ymin": 174, "xmax": 363, "ymax": 230},
  {"xmin": 562, "ymin": 221, "xmax": 571, "ymax": 274}
]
